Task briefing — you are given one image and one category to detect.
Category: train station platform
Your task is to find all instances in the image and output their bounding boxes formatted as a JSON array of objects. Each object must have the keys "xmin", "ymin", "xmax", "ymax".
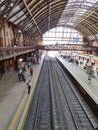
[
  {"xmin": 58, "ymin": 57, "xmax": 98, "ymax": 106},
  {"xmin": 0, "ymin": 55, "xmax": 44, "ymax": 130}
]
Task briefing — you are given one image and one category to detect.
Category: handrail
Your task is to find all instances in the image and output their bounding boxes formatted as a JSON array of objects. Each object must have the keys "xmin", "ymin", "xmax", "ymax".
[{"xmin": 0, "ymin": 46, "xmax": 36, "ymax": 61}]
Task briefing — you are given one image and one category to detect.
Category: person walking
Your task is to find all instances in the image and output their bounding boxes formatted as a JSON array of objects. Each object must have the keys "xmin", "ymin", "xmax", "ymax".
[{"xmin": 27, "ymin": 80, "xmax": 31, "ymax": 94}]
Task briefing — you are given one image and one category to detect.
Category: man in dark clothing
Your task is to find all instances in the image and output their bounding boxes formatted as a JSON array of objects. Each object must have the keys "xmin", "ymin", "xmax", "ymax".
[
  {"xmin": 27, "ymin": 80, "xmax": 31, "ymax": 94},
  {"xmin": 21, "ymin": 73, "xmax": 26, "ymax": 82},
  {"xmin": 18, "ymin": 73, "xmax": 21, "ymax": 82}
]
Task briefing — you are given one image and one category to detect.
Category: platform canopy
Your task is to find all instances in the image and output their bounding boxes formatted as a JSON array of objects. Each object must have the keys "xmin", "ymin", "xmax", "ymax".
[{"xmin": 0, "ymin": 0, "xmax": 98, "ymax": 41}]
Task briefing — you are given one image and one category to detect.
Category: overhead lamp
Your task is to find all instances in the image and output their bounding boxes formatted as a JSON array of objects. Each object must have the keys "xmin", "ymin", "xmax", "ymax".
[
  {"xmin": 4, "ymin": 15, "xmax": 7, "ymax": 18},
  {"xmin": 19, "ymin": 58, "xmax": 23, "ymax": 62},
  {"xmin": 18, "ymin": 30, "xmax": 21, "ymax": 33},
  {"xmin": 10, "ymin": 0, "xmax": 16, "ymax": 7},
  {"xmin": 10, "ymin": 3, "xmax": 14, "ymax": 7}
]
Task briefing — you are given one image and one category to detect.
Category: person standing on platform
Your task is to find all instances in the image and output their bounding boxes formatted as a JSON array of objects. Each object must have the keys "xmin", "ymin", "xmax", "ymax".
[
  {"xmin": 27, "ymin": 80, "xmax": 31, "ymax": 94},
  {"xmin": 30, "ymin": 67, "xmax": 33, "ymax": 76},
  {"xmin": 96, "ymin": 66, "xmax": 98, "ymax": 77},
  {"xmin": 88, "ymin": 71, "xmax": 92, "ymax": 84}
]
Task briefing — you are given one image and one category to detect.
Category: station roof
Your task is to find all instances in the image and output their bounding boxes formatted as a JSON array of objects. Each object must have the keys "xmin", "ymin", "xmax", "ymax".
[{"xmin": 0, "ymin": 0, "xmax": 98, "ymax": 41}]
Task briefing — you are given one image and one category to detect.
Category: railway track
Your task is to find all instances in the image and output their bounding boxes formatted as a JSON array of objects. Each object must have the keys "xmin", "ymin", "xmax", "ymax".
[
  {"xmin": 50, "ymin": 58, "xmax": 98, "ymax": 130},
  {"xmin": 23, "ymin": 57, "xmax": 98, "ymax": 130},
  {"xmin": 23, "ymin": 59, "xmax": 52, "ymax": 130}
]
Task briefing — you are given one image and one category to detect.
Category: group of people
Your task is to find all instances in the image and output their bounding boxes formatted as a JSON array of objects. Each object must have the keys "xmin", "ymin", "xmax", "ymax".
[
  {"xmin": 17, "ymin": 66, "xmax": 33, "ymax": 94},
  {"xmin": 18, "ymin": 72, "xmax": 26, "ymax": 82},
  {"xmin": 17, "ymin": 54, "xmax": 41, "ymax": 94},
  {"xmin": 17, "ymin": 61, "xmax": 34, "ymax": 81}
]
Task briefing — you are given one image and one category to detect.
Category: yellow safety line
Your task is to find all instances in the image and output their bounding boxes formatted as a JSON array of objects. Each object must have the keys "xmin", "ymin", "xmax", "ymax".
[
  {"xmin": 17, "ymin": 86, "xmax": 36, "ymax": 130},
  {"xmin": 17, "ymin": 69, "xmax": 40, "ymax": 130},
  {"xmin": 8, "ymin": 93, "xmax": 27, "ymax": 130}
]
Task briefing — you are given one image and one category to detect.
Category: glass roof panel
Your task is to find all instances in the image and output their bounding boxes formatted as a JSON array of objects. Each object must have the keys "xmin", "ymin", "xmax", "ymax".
[
  {"xmin": 10, "ymin": 16, "xmax": 18, "ymax": 22},
  {"xmin": 14, "ymin": 15, "xmax": 26, "ymax": 25},
  {"xmin": 9, "ymin": 6, "xmax": 23, "ymax": 22},
  {"xmin": 16, "ymin": 11, "xmax": 24, "ymax": 17},
  {"xmin": 9, "ymin": 8, "xmax": 26, "ymax": 23},
  {"xmin": 58, "ymin": 0, "xmax": 98, "ymax": 26},
  {"xmin": 19, "ymin": 15, "xmax": 26, "ymax": 21},
  {"xmin": 14, "ymin": 19, "xmax": 21, "ymax": 25},
  {"xmin": 12, "ymin": 5, "xmax": 20, "ymax": 13}
]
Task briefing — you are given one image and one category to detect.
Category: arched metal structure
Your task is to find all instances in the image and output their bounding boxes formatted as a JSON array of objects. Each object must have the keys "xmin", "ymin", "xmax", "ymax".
[{"xmin": 0, "ymin": 0, "xmax": 98, "ymax": 43}]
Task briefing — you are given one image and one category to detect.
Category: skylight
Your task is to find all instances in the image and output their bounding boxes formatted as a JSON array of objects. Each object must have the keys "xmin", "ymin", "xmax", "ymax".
[{"xmin": 58, "ymin": 0, "xmax": 98, "ymax": 26}]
